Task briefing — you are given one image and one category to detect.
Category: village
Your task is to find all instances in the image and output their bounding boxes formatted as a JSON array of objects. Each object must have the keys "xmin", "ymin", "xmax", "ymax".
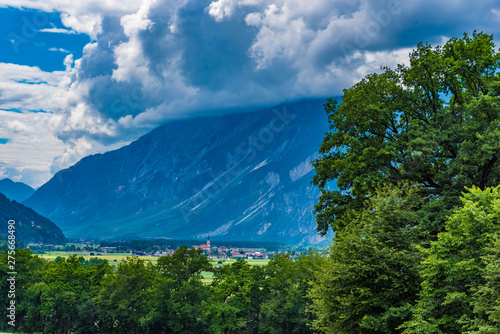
[
  {"xmin": 97, "ymin": 237, "xmax": 273, "ymax": 260},
  {"xmin": 28, "ymin": 237, "xmax": 304, "ymax": 261}
]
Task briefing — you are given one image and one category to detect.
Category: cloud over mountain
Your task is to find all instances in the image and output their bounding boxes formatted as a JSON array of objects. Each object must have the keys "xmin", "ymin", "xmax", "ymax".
[{"xmin": 0, "ymin": 0, "xmax": 499, "ymax": 186}]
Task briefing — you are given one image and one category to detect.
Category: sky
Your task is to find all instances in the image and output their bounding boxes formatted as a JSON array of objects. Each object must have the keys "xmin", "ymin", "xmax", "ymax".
[{"xmin": 0, "ymin": 0, "xmax": 499, "ymax": 188}]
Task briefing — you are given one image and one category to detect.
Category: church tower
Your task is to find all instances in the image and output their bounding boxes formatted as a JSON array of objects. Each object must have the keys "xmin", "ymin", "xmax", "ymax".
[{"xmin": 207, "ymin": 235, "xmax": 210, "ymax": 248}]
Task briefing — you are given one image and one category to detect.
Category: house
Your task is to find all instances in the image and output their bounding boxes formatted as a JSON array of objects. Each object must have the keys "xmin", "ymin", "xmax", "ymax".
[
  {"xmin": 100, "ymin": 247, "xmax": 116, "ymax": 253},
  {"xmin": 231, "ymin": 250, "xmax": 244, "ymax": 258},
  {"xmin": 194, "ymin": 236, "xmax": 212, "ymax": 252},
  {"xmin": 255, "ymin": 252, "xmax": 268, "ymax": 259}
]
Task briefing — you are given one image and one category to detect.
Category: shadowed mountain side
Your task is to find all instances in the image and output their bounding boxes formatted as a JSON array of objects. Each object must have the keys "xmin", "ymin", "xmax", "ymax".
[
  {"xmin": 24, "ymin": 99, "xmax": 332, "ymax": 245},
  {"xmin": 0, "ymin": 192, "xmax": 66, "ymax": 244},
  {"xmin": 0, "ymin": 178, "xmax": 35, "ymax": 202}
]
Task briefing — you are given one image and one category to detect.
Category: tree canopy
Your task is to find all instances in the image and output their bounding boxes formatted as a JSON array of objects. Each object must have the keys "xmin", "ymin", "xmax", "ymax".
[
  {"xmin": 310, "ymin": 183, "xmax": 425, "ymax": 333},
  {"xmin": 312, "ymin": 31, "xmax": 500, "ymax": 235},
  {"xmin": 402, "ymin": 186, "xmax": 500, "ymax": 333}
]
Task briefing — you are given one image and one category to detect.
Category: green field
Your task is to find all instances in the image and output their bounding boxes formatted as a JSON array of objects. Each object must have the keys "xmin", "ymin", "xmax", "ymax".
[
  {"xmin": 38, "ymin": 251, "xmax": 158, "ymax": 262},
  {"xmin": 37, "ymin": 251, "xmax": 270, "ymax": 273}
]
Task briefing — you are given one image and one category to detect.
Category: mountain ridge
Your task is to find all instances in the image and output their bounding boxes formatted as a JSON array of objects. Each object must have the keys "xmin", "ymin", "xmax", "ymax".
[
  {"xmin": 24, "ymin": 99, "xmax": 331, "ymax": 245},
  {"xmin": 0, "ymin": 192, "xmax": 66, "ymax": 244},
  {"xmin": 0, "ymin": 178, "xmax": 35, "ymax": 202}
]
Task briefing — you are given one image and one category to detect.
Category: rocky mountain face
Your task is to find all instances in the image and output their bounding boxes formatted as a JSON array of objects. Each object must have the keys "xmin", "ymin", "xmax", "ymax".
[
  {"xmin": 0, "ymin": 192, "xmax": 66, "ymax": 244},
  {"xmin": 24, "ymin": 99, "xmax": 331, "ymax": 245},
  {"xmin": 0, "ymin": 178, "xmax": 35, "ymax": 202}
]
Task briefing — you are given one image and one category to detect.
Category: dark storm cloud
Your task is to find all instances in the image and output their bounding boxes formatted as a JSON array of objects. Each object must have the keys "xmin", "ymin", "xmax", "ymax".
[
  {"xmin": 4, "ymin": 0, "xmax": 500, "ymax": 187},
  {"xmin": 65, "ymin": 0, "xmax": 499, "ymax": 132},
  {"xmin": 76, "ymin": 16, "xmax": 126, "ymax": 79}
]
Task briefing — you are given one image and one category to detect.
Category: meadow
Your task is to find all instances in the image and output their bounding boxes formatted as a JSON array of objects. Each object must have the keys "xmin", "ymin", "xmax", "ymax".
[{"xmin": 37, "ymin": 251, "xmax": 270, "ymax": 273}]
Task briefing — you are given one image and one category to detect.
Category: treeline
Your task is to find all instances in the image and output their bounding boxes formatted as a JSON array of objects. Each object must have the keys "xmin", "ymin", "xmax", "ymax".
[
  {"xmin": 99, "ymin": 239, "xmax": 288, "ymax": 252},
  {"xmin": 0, "ymin": 247, "xmax": 324, "ymax": 333},
  {"xmin": 309, "ymin": 184, "xmax": 500, "ymax": 333},
  {"xmin": 309, "ymin": 31, "xmax": 500, "ymax": 333}
]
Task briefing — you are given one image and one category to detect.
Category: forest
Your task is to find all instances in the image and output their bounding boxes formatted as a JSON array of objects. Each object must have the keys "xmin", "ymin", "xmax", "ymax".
[
  {"xmin": 2, "ymin": 31, "xmax": 500, "ymax": 333},
  {"xmin": 0, "ymin": 247, "xmax": 324, "ymax": 333}
]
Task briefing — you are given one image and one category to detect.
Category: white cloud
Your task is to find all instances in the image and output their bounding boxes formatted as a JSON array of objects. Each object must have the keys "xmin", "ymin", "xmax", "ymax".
[
  {"xmin": 40, "ymin": 27, "xmax": 76, "ymax": 34},
  {"xmin": 0, "ymin": 109, "xmax": 66, "ymax": 187},
  {"xmin": 0, "ymin": 61, "xmax": 124, "ymax": 186},
  {"xmin": 0, "ymin": 0, "xmax": 499, "ymax": 187},
  {"xmin": 0, "ymin": 63, "xmax": 67, "ymax": 112},
  {"xmin": 0, "ymin": 0, "xmax": 142, "ymax": 38},
  {"xmin": 49, "ymin": 47, "xmax": 71, "ymax": 53},
  {"xmin": 207, "ymin": 0, "xmax": 235, "ymax": 22}
]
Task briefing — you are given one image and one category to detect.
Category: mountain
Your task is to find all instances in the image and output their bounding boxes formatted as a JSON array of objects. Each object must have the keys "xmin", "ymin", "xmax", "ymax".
[
  {"xmin": 0, "ymin": 178, "xmax": 35, "ymax": 202},
  {"xmin": 0, "ymin": 192, "xmax": 66, "ymax": 244},
  {"xmin": 24, "ymin": 99, "xmax": 332, "ymax": 245}
]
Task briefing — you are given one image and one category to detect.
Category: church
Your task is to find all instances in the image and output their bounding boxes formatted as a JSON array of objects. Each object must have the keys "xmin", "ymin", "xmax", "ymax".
[{"xmin": 194, "ymin": 236, "xmax": 212, "ymax": 252}]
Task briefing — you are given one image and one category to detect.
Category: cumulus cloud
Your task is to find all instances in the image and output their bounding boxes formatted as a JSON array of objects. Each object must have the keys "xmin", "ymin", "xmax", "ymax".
[
  {"xmin": 0, "ymin": 61, "xmax": 127, "ymax": 186},
  {"xmin": 0, "ymin": 0, "xmax": 499, "ymax": 187},
  {"xmin": 207, "ymin": 0, "xmax": 235, "ymax": 22},
  {"xmin": 0, "ymin": 109, "xmax": 66, "ymax": 187},
  {"xmin": 0, "ymin": 0, "xmax": 142, "ymax": 38}
]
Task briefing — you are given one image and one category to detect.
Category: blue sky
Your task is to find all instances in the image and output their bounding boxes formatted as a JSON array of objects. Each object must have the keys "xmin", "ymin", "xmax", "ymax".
[
  {"xmin": 0, "ymin": 8, "xmax": 89, "ymax": 71},
  {"xmin": 0, "ymin": 0, "xmax": 499, "ymax": 187}
]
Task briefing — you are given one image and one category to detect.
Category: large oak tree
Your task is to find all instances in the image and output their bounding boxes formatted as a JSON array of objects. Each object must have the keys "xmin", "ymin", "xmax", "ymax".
[{"xmin": 312, "ymin": 31, "xmax": 500, "ymax": 235}]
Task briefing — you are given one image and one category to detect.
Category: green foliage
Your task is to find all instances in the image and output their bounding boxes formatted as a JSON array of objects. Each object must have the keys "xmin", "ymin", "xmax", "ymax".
[
  {"xmin": 402, "ymin": 186, "xmax": 500, "ymax": 333},
  {"xmin": 1, "ymin": 246, "xmax": 324, "ymax": 333},
  {"xmin": 312, "ymin": 31, "xmax": 500, "ymax": 236},
  {"xmin": 95, "ymin": 257, "xmax": 155, "ymax": 334},
  {"xmin": 259, "ymin": 251, "xmax": 324, "ymax": 334},
  {"xmin": 203, "ymin": 252, "xmax": 321, "ymax": 334},
  {"xmin": 27, "ymin": 254, "xmax": 110, "ymax": 333},
  {"xmin": 310, "ymin": 183, "xmax": 425, "ymax": 333},
  {"xmin": 156, "ymin": 245, "xmax": 212, "ymax": 282},
  {"xmin": 143, "ymin": 276, "xmax": 209, "ymax": 333},
  {"xmin": 0, "ymin": 250, "xmax": 111, "ymax": 333},
  {"xmin": 141, "ymin": 246, "xmax": 211, "ymax": 333},
  {"xmin": 205, "ymin": 259, "xmax": 266, "ymax": 333},
  {"xmin": 465, "ymin": 235, "xmax": 500, "ymax": 332},
  {"xmin": 0, "ymin": 248, "xmax": 44, "ymax": 329}
]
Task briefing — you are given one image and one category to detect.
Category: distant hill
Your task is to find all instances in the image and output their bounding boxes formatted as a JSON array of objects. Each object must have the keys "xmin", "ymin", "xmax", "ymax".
[
  {"xmin": 25, "ymin": 99, "xmax": 332, "ymax": 245},
  {"xmin": 0, "ymin": 178, "xmax": 35, "ymax": 202},
  {"xmin": 0, "ymin": 192, "xmax": 66, "ymax": 244}
]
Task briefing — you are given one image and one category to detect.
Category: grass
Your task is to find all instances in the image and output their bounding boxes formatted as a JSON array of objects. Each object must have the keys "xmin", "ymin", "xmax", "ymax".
[
  {"xmin": 38, "ymin": 251, "xmax": 270, "ymax": 264},
  {"xmin": 37, "ymin": 251, "xmax": 270, "ymax": 274},
  {"xmin": 38, "ymin": 251, "xmax": 154, "ymax": 261},
  {"xmin": 201, "ymin": 271, "xmax": 214, "ymax": 284}
]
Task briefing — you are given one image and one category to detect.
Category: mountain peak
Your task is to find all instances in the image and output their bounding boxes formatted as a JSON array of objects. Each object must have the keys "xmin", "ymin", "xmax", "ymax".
[
  {"xmin": 0, "ymin": 178, "xmax": 35, "ymax": 202},
  {"xmin": 25, "ymin": 99, "xmax": 330, "ymax": 245},
  {"xmin": 0, "ymin": 192, "xmax": 66, "ymax": 244}
]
